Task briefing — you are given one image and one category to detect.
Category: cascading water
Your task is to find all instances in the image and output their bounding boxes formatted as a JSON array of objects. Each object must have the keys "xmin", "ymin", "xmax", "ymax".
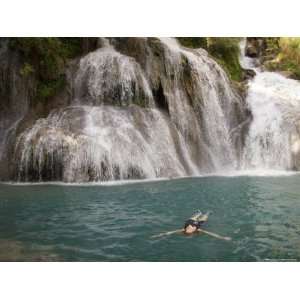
[
  {"xmin": 3, "ymin": 38, "xmax": 248, "ymax": 182},
  {"xmin": 240, "ymin": 39, "xmax": 300, "ymax": 171},
  {"xmin": 73, "ymin": 43, "xmax": 154, "ymax": 107},
  {"xmin": 157, "ymin": 38, "xmax": 241, "ymax": 171},
  {"xmin": 15, "ymin": 105, "xmax": 200, "ymax": 181}
]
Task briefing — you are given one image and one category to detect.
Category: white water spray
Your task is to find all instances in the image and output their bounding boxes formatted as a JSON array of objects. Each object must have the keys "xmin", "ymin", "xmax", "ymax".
[
  {"xmin": 240, "ymin": 39, "xmax": 300, "ymax": 171},
  {"xmin": 13, "ymin": 38, "xmax": 245, "ymax": 182},
  {"xmin": 158, "ymin": 38, "xmax": 241, "ymax": 170}
]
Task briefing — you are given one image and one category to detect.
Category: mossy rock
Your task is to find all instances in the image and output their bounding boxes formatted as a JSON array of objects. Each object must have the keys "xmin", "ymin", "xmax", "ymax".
[
  {"xmin": 177, "ymin": 37, "xmax": 243, "ymax": 81},
  {"xmin": 207, "ymin": 38, "xmax": 243, "ymax": 81},
  {"xmin": 177, "ymin": 37, "xmax": 208, "ymax": 49}
]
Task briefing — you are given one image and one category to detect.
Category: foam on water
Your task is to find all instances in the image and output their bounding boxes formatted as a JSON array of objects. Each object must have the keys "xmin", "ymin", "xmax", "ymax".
[
  {"xmin": 208, "ymin": 169, "xmax": 299, "ymax": 177},
  {"xmin": 3, "ymin": 168, "xmax": 298, "ymax": 189},
  {"xmin": 1, "ymin": 177, "xmax": 171, "ymax": 187}
]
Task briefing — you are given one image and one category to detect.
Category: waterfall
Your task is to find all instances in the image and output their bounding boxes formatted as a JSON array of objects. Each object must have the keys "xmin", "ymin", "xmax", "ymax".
[
  {"xmin": 4, "ymin": 37, "xmax": 300, "ymax": 182},
  {"xmin": 15, "ymin": 105, "xmax": 202, "ymax": 181},
  {"xmin": 239, "ymin": 38, "xmax": 260, "ymax": 72},
  {"xmin": 73, "ymin": 43, "xmax": 154, "ymax": 107},
  {"xmin": 6, "ymin": 38, "xmax": 247, "ymax": 182},
  {"xmin": 240, "ymin": 39, "xmax": 300, "ymax": 170},
  {"xmin": 157, "ymin": 38, "xmax": 241, "ymax": 171}
]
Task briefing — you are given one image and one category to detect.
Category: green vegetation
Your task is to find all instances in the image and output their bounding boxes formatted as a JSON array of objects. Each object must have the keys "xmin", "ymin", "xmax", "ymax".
[
  {"xmin": 10, "ymin": 38, "xmax": 83, "ymax": 102},
  {"xmin": 206, "ymin": 38, "xmax": 242, "ymax": 81},
  {"xmin": 263, "ymin": 37, "xmax": 300, "ymax": 79},
  {"xmin": 177, "ymin": 37, "xmax": 243, "ymax": 81},
  {"xmin": 36, "ymin": 75, "xmax": 66, "ymax": 100},
  {"xmin": 19, "ymin": 62, "xmax": 34, "ymax": 78},
  {"xmin": 262, "ymin": 38, "xmax": 280, "ymax": 58},
  {"xmin": 177, "ymin": 37, "xmax": 300, "ymax": 82},
  {"xmin": 176, "ymin": 37, "xmax": 207, "ymax": 49}
]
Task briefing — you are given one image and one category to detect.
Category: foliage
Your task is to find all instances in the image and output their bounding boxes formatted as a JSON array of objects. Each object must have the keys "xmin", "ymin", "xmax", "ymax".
[
  {"xmin": 36, "ymin": 76, "xmax": 66, "ymax": 100},
  {"xmin": 263, "ymin": 37, "xmax": 300, "ymax": 79},
  {"xmin": 279, "ymin": 37, "xmax": 300, "ymax": 63},
  {"xmin": 19, "ymin": 62, "xmax": 34, "ymax": 78},
  {"xmin": 206, "ymin": 38, "xmax": 243, "ymax": 81},
  {"xmin": 177, "ymin": 38, "xmax": 207, "ymax": 49},
  {"xmin": 263, "ymin": 38, "xmax": 280, "ymax": 57},
  {"xmin": 177, "ymin": 37, "xmax": 243, "ymax": 81},
  {"xmin": 10, "ymin": 38, "xmax": 83, "ymax": 101}
]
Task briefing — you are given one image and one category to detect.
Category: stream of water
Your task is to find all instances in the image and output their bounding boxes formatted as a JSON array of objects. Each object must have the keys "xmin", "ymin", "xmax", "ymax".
[{"xmin": 240, "ymin": 39, "xmax": 300, "ymax": 170}]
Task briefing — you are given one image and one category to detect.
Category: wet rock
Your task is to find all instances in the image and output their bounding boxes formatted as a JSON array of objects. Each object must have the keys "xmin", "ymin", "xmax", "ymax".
[
  {"xmin": 243, "ymin": 69, "xmax": 256, "ymax": 80},
  {"xmin": 0, "ymin": 38, "xmax": 36, "ymax": 180},
  {"xmin": 246, "ymin": 38, "xmax": 264, "ymax": 58},
  {"xmin": 246, "ymin": 44, "xmax": 258, "ymax": 58}
]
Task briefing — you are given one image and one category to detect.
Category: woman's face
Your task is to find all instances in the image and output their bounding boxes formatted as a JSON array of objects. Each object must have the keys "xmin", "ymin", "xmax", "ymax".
[{"xmin": 185, "ymin": 225, "xmax": 197, "ymax": 234}]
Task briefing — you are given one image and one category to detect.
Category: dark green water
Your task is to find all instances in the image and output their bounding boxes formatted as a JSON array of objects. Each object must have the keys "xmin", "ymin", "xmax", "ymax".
[{"xmin": 1, "ymin": 175, "xmax": 300, "ymax": 261}]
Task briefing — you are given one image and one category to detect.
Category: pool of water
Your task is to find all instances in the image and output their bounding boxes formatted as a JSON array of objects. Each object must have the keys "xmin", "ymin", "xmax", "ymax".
[{"xmin": 1, "ymin": 175, "xmax": 300, "ymax": 261}]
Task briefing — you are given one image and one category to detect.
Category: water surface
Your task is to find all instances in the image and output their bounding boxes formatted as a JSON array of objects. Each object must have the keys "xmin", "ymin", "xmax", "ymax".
[{"xmin": 1, "ymin": 175, "xmax": 300, "ymax": 261}]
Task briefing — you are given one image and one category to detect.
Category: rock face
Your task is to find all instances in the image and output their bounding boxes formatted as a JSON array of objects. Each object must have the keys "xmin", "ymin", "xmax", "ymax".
[
  {"xmin": 245, "ymin": 38, "xmax": 264, "ymax": 58},
  {"xmin": 243, "ymin": 69, "xmax": 256, "ymax": 80},
  {"xmin": 0, "ymin": 39, "xmax": 36, "ymax": 179},
  {"xmin": 0, "ymin": 37, "xmax": 249, "ymax": 182}
]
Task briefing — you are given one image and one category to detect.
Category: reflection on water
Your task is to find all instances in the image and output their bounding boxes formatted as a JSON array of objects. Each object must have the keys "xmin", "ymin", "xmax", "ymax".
[{"xmin": 1, "ymin": 175, "xmax": 300, "ymax": 261}]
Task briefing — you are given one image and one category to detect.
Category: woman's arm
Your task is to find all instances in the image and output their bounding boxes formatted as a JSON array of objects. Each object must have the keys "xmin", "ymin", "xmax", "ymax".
[
  {"xmin": 151, "ymin": 229, "xmax": 184, "ymax": 238},
  {"xmin": 198, "ymin": 228, "xmax": 231, "ymax": 241}
]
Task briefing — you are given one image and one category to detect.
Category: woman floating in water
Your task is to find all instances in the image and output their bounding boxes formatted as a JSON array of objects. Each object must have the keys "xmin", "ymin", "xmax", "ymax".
[{"xmin": 151, "ymin": 211, "xmax": 231, "ymax": 241}]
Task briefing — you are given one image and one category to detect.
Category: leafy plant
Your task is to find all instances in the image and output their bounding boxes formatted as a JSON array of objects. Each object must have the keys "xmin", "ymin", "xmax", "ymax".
[
  {"xmin": 177, "ymin": 37, "xmax": 207, "ymax": 49},
  {"xmin": 19, "ymin": 62, "xmax": 34, "ymax": 78},
  {"xmin": 206, "ymin": 38, "xmax": 243, "ymax": 81},
  {"xmin": 10, "ymin": 38, "xmax": 84, "ymax": 101},
  {"xmin": 263, "ymin": 37, "xmax": 300, "ymax": 80}
]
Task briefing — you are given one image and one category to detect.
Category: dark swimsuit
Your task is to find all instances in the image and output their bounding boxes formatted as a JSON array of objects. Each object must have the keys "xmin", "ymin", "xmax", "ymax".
[{"xmin": 184, "ymin": 219, "xmax": 205, "ymax": 230}]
